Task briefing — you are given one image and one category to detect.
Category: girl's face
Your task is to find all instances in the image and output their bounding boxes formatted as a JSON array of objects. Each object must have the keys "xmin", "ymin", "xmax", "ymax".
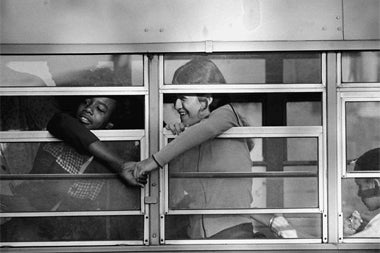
[
  {"xmin": 76, "ymin": 97, "xmax": 117, "ymax": 129},
  {"xmin": 174, "ymin": 95, "xmax": 204, "ymax": 126}
]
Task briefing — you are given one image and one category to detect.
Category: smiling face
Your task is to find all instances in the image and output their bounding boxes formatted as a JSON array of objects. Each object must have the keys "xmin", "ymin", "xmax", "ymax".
[
  {"xmin": 76, "ymin": 97, "xmax": 117, "ymax": 130},
  {"xmin": 174, "ymin": 95, "xmax": 203, "ymax": 126},
  {"xmin": 355, "ymin": 178, "xmax": 380, "ymax": 211},
  {"xmin": 174, "ymin": 95, "xmax": 212, "ymax": 127}
]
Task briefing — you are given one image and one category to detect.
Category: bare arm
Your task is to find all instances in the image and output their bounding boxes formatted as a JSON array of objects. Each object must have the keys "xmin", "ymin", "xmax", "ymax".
[{"xmin": 47, "ymin": 112, "xmax": 146, "ymax": 186}]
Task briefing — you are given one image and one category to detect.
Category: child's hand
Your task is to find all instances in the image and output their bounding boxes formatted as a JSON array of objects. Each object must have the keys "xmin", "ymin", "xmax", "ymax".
[
  {"xmin": 133, "ymin": 159, "xmax": 152, "ymax": 179},
  {"xmin": 120, "ymin": 162, "xmax": 147, "ymax": 187},
  {"xmin": 343, "ymin": 210, "xmax": 363, "ymax": 235},
  {"xmin": 270, "ymin": 216, "xmax": 298, "ymax": 238},
  {"xmin": 166, "ymin": 122, "xmax": 186, "ymax": 135}
]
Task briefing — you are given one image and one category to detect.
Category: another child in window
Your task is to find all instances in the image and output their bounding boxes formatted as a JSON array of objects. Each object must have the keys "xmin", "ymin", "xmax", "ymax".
[
  {"xmin": 1, "ymin": 96, "xmax": 145, "ymax": 241},
  {"xmin": 344, "ymin": 148, "xmax": 380, "ymax": 237}
]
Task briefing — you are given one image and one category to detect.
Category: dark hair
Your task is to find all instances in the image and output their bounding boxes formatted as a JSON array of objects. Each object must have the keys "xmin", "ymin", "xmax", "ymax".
[
  {"xmin": 172, "ymin": 57, "xmax": 230, "ymax": 111},
  {"xmin": 107, "ymin": 96, "xmax": 144, "ymax": 129},
  {"xmin": 354, "ymin": 148, "xmax": 380, "ymax": 171}
]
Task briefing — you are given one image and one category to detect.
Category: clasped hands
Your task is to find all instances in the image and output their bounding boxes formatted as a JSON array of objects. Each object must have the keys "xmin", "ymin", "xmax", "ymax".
[
  {"xmin": 120, "ymin": 123, "xmax": 185, "ymax": 187},
  {"xmin": 119, "ymin": 157, "xmax": 159, "ymax": 187}
]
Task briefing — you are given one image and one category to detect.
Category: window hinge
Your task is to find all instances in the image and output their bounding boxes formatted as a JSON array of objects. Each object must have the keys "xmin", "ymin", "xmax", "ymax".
[{"xmin": 144, "ymin": 196, "xmax": 157, "ymax": 204}]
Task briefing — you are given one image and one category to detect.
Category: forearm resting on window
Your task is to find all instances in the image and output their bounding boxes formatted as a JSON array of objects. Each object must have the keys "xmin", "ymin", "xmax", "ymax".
[
  {"xmin": 251, "ymin": 214, "xmax": 298, "ymax": 238},
  {"xmin": 88, "ymin": 140, "xmax": 124, "ymax": 173}
]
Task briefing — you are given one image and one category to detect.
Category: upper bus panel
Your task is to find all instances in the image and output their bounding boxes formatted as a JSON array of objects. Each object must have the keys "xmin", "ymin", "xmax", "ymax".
[
  {"xmin": 0, "ymin": 55, "xmax": 144, "ymax": 87},
  {"xmin": 0, "ymin": 0, "xmax": 342, "ymax": 44},
  {"xmin": 164, "ymin": 53, "xmax": 322, "ymax": 85}
]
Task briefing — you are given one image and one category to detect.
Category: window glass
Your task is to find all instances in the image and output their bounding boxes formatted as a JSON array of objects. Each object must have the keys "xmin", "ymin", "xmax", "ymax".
[
  {"xmin": 342, "ymin": 178, "xmax": 380, "ymax": 238},
  {"xmin": 165, "ymin": 214, "xmax": 322, "ymax": 240},
  {"xmin": 0, "ymin": 141, "xmax": 141, "ymax": 210},
  {"xmin": 287, "ymin": 101, "xmax": 322, "ymax": 126},
  {"xmin": 0, "ymin": 55, "xmax": 144, "ymax": 87},
  {"xmin": 341, "ymin": 51, "xmax": 380, "ymax": 83},
  {"xmin": 164, "ymin": 53, "xmax": 321, "ymax": 84},
  {"xmin": 167, "ymin": 137, "xmax": 319, "ymax": 210},
  {"xmin": 1, "ymin": 140, "xmax": 143, "ymax": 242},
  {"xmin": 0, "ymin": 96, "xmax": 145, "ymax": 131},
  {"xmin": 346, "ymin": 102, "xmax": 380, "ymax": 172},
  {"xmin": 0, "ymin": 216, "xmax": 143, "ymax": 242}
]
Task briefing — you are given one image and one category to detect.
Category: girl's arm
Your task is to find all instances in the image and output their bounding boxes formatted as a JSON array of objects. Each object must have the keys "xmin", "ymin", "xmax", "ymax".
[
  {"xmin": 47, "ymin": 113, "xmax": 146, "ymax": 186},
  {"xmin": 134, "ymin": 105, "xmax": 238, "ymax": 177}
]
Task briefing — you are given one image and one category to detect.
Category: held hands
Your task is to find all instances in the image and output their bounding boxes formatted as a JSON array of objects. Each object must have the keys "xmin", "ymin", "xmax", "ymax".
[
  {"xmin": 269, "ymin": 216, "xmax": 298, "ymax": 238},
  {"xmin": 120, "ymin": 162, "xmax": 147, "ymax": 187},
  {"xmin": 343, "ymin": 210, "xmax": 363, "ymax": 236},
  {"xmin": 133, "ymin": 157, "xmax": 160, "ymax": 181},
  {"xmin": 119, "ymin": 158, "xmax": 160, "ymax": 187}
]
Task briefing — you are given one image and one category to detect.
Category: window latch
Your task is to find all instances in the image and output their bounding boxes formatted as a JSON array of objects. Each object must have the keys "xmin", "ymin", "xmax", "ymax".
[{"xmin": 144, "ymin": 196, "xmax": 157, "ymax": 204}]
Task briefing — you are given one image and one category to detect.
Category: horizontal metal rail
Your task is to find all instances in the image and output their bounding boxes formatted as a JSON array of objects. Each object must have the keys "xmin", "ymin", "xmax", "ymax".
[
  {"xmin": 0, "ymin": 210, "xmax": 143, "ymax": 218},
  {"xmin": 164, "ymin": 126, "xmax": 323, "ymax": 138},
  {"xmin": 166, "ymin": 208, "xmax": 322, "ymax": 215},
  {"xmin": 168, "ymin": 171, "xmax": 317, "ymax": 178},
  {"xmin": 0, "ymin": 173, "xmax": 120, "ymax": 180},
  {"xmin": 160, "ymin": 84, "xmax": 325, "ymax": 94},
  {"xmin": 0, "ymin": 130, "xmax": 145, "ymax": 142},
  {"xmin": 0, "ymin": 86, "xmax": 148, "ymax": 96}
]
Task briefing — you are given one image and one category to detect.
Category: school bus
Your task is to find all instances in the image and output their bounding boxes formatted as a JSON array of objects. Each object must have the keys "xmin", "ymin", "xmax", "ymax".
[{"xmin": 1, "ymin": 0, "xmax": 379, "ymax": 252}]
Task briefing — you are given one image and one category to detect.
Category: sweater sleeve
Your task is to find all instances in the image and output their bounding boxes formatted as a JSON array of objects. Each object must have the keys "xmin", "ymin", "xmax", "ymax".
[
  {"xmin": 47, "ymin": 113, "xmax": 99, "ymax": 152},
  {"xmin": 153, "ymin": 105, "xmax": 238, "ymax": 166}
]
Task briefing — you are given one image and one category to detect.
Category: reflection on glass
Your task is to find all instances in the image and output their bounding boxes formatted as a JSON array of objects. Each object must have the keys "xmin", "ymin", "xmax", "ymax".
[
  {"xmin": 346, "ymin": 102, "xmax": 380, "ymax": 171},
  {"xmin": 0, "ymin": 216, "xmax": 143, "ymax": 242},
  {"xmin": 0, "ymin": 55, "xmax": 143, "ymax": 87},
  {"xmin": 342, "ymin": 51, "xmax": 380, "ymax": 83},
  {"xmin": 0, "ymin": 141, "xmax": 140, "ymax": 212},
  {"xmin": 0, "ymin": 96, "xmax": 145, "ymax": 131},
  {"xmin": 165, "ymin": 214, "xmax": 321, "ymax": 240},
  {"xmin": 164, "ymin": 53, "xmax": 321, "ymax": 84},
  {"xmin": 342, "ymin": 178, "xmax": 380, "ymax": 238}
]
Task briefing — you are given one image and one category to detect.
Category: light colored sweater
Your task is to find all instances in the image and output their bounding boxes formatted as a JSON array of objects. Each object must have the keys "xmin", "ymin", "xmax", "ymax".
[{"xmin": 154, "ymin": 104, "xmax": 253, "ymax": 238}]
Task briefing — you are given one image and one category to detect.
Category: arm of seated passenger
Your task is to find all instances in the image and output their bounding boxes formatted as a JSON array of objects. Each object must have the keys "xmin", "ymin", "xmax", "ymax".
[
  {"xmin": 349, "ymin": 213, "xmax": 379, "ymax": 237},
  {"xmin": 47, "ymin": 112, "xmax": 146, "ymax": 186},
  {"xmin": 251, "ymin": 214, "xmax": 298, "ymax": 238},
  {"xmin": 134, "ymin": 105, "xmax": 238, "ymax": 178}
]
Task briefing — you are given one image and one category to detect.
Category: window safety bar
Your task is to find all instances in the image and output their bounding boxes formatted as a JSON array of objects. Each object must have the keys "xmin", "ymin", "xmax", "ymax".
[
  {"xmin": 0, "ymin": 173, "xmax": 121, "ymax": 180},
  {"xmin": 163, "ymin": 126, "xmax": 323, "ymax": 138},
  {"xmin": 0, "ymin": 210, "xmax": 143, "ymax": 218},
  {"xmin": 169, "ymin": 171, "xmax": 317, "ymax": 178}
]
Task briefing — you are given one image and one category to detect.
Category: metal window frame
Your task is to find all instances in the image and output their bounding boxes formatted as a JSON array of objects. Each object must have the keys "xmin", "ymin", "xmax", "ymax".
[
  {"xmin": 159, "ymin": 127, "xmax": 324, "ymax": 244},
  {"xmin": 337, "ymin": 52, "xmax": 380, "ymax": 88},
  {"xmin": 161, "ymin": 53, "xmax": 326, "ymax": 92},
  {"xmin": 158, "ymin": 54, "xmax": 327, "ymax": 245},
  {"xmin": 0, "ymin": 55, "xmax": 151, "ymax": 247},
  {"xmin": 337, "ymin": 91, "xmax": 380, "ymax": 244},
  {"xmin": 1, "ymin": 48, "xmax": 380, "ymax": 250}
]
